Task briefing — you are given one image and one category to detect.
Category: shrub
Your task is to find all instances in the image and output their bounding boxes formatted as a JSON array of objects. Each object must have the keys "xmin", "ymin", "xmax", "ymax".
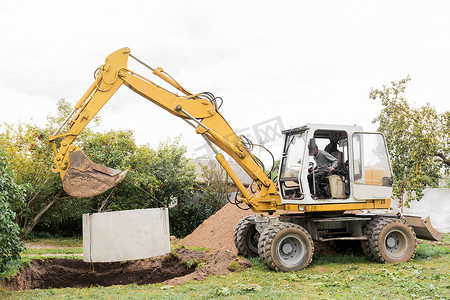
[{"xmin": 0, "ymin": 147, "xmax": 25, "ymax": 272}]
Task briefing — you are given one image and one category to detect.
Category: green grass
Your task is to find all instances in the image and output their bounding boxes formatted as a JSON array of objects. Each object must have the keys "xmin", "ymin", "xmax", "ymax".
[
  {"xmin": 23, "ymin": 237, "xmax": 82, "ymax": 248},
  {"xmin": 183, "ymin": 246, "xmax": 211, "ymax": 252},
  {"xmin": 416, "ymin": 243, "xmax": 450, "ymax": 259},
  {"xmin": 1, "ymin": 235, "xmax": 448, "ymax": 299},
  {"xmin": 22, "ymin": 248, "xmax": 83, "ymax": 255},
  {"xmin": 20, "ymin": 254, "xmax": 84, "ymax": 260}
]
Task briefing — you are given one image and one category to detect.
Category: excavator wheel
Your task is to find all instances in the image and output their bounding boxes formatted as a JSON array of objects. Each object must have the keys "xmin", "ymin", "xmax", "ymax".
[
  {"xmin": 258, "ymin": 222, "xmax": 314, "ymax": 272},
  {"xmin": 366, "ymin": 218, "xmax": 416, "ymax": 263},
  {"xmin": 361, "ymin": 218, "xmax": 379, "ymax": 261},
  {"xmin": 233, "ymin": 215, "xmax": 260, "ymax": 257}
]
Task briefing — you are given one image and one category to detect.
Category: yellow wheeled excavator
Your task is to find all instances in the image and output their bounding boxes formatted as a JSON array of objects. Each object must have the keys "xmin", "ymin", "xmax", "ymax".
[{"xmin": 48, "ymin": 48, "xmax": 442, "ymax": 272}]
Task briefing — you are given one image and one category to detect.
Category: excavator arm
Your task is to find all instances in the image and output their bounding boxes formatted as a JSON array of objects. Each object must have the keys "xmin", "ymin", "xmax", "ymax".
[{"xmin": 49, "ymin": 48, "xmax": 281, "ymax": 212}]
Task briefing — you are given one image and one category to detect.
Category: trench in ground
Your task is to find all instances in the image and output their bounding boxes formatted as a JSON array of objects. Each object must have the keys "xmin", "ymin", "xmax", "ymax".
[{"xmin": 5, "ymin": 253, "xmax": 197, "ymax": 290}]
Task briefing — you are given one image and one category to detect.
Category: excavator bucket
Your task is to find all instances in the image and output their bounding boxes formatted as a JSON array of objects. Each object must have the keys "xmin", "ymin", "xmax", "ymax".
[
  {"xmin": 404, "ymin": 215, "xmax": 443, "ymax": 241},
  {"xmin": 62, "ymin": 150, "xmax": 128, "ymax": 198}
]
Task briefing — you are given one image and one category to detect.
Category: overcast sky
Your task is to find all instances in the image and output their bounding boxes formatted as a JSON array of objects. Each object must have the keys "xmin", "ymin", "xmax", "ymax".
[{"xmin": 1, "ymin": 1, "xmax": 449, "ymax": 162}]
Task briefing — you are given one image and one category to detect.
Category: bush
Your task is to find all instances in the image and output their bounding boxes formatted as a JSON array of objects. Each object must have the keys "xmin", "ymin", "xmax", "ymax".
[
  {"xmin": 0, "ymin": 147, "xmax": 25, "ymax": 272},
  {"xmin": 169, "ymin": 196, "xmax": 215, "ymax": 238}
]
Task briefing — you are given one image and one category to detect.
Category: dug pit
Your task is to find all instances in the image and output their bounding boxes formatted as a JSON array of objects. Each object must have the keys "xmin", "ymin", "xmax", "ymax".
[{"xmin": 3, "ymin": 247, "xmax": 251, "ymax": 290}]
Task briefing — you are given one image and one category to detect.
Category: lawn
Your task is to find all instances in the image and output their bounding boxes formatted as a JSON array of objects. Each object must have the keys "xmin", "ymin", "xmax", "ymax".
[{"xmin": 1, "ymin": 235, "xmax": 449, "ymax": 299}]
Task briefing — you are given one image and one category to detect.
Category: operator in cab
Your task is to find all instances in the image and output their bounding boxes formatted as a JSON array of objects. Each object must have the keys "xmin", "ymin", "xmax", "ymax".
[{"xmin": 308, "ymin": 145, "xmax": 338, "ymax": 198}]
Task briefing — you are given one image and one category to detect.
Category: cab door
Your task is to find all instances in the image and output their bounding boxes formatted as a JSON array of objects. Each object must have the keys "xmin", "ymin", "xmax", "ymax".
[{"xmin": 351, "ymin": 133, "xmax": 393, "ymax": 200}]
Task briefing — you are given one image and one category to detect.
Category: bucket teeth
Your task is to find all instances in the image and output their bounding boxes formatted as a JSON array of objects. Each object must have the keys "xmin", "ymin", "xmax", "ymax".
[{"xmin": 62, "ymin": 150, "xmax": 127, "ymax": 198}]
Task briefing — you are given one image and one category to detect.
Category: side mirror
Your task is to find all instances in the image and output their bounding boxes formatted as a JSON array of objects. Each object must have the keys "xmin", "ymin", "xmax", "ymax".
[
  {"xmin": 308, "ymin": 138, "xmax": 316, "ymax": 156},
  {"xmin": 382, "ymin": 176, "xmax": 394, "ymax": 187}
]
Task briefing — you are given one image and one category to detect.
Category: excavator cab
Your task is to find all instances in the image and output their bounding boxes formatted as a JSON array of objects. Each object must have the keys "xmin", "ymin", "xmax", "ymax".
[{"xmin": 278, "ymin": 124, "xmax": 394, "ymax": 205}]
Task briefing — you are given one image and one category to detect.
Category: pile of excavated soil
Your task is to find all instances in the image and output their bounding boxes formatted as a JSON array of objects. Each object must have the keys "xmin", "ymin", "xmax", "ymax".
[
  {"xmin": 181, "ymin": 203, "xmax": 255, "ymax": 253},
  {"xmin": 3, "ymin": 247, "xmax": 250, "ymax": 290},
  {"xmin": 181, "ymin": 203, "xmax": 337, "ymax": 256}
]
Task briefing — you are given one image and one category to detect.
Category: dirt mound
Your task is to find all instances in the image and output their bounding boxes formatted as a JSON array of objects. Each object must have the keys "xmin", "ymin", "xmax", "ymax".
[
  {"xmin": 181, "ymin": 203, "xmax": 255, "ymax": 253},
  {"xmin": 3, "ymin": 247, "xmax": 250, "ymax": 290}
]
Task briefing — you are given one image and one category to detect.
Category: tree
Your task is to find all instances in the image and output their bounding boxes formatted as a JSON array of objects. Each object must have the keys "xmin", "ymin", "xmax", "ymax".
[
  {"xmin": 198, "ymin": 159, "xmax": 228, "ymax": 212},
  {"xmin": 370, "ymin": 76, "xmax": 450, "ymax": 203},
  {"xmin": 169, "ymin": 159, "xmax": 227, "ymax": 238},
  {"xmin": 0, "ymin": 146, "xmax": 25, "ymax": 272},
  {"xmin": 0, "ymin": 121, "xmax": 61, "ymax": 232}
]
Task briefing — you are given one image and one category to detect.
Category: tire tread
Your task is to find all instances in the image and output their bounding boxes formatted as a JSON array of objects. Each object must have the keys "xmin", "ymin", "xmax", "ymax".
[
  {"xmin": 367, "ymin": 217, "xmax": 416, "ymax": 263},
  {"xmin": 258, "ymin": 222, "xmax": 314, "ymax": 271},
  {"xmin": 233, "ymin": 215, "xmax": 258, "ymax": 257}
]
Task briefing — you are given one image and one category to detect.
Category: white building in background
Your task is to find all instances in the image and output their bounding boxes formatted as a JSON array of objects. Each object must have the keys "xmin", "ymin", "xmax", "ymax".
[{"xmin": 391, "ymin": 188, "xmax": 450, "ymax": 233}]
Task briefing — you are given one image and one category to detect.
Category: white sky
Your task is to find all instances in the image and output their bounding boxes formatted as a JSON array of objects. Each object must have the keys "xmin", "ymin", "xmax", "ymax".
[{"xmin": 1, "ymin": 0, "xmax": 449, "ymax": 162}]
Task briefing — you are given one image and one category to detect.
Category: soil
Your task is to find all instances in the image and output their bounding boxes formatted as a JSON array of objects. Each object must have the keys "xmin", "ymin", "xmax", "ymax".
[
  {"xmin": 181, "ymin": 203, "xmax": 256, "ymax": 253},
  {"xmin": 3, "ymin": 247, "xmax": 251, "ymax": 290}
]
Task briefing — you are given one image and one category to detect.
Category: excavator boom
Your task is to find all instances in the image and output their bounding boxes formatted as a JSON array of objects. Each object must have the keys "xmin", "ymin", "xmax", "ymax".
[{"xmin": 49, "ymin": 48, "xmax": 279, "ymax": 210}]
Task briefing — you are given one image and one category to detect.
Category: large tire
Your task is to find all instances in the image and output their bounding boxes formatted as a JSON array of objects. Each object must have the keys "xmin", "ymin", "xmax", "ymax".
[
  {"xmin": 258, "ymin": 222, "xmax": 314, "ymax": 272},
  {"xmin": 361, "ymin": 218, "xmax": 379, "ymax": 261},
  {"xmin": 233, "ymin": 215, "xmax": 260, "ymax": 257},
  {"xmin": 366, "ymin": 218, "xmax": 416, "ymax": 263}
]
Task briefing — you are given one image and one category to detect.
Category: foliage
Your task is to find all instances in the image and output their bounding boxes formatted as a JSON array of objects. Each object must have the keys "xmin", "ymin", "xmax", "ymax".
[
  {"xmin": 147, "ymin": 138, "xmax": 197, "ymax": 206},
  {"xmin": 268, "ymin": 159, "xmax": 280, "ymax": 181},
  {"xmin": 370, "ymin": 76, "xmax": 450, "ymax": 203},
  {"xmin": 85, "ymin": 135, "xmax": 198, "ymax": 212},
  {"xmin": 169, "ymin": 200, "xmax": 214, "ymax": 238},
  {"xmin": 169, "ymin": 159, "xmax": 227, "ymax": 238},
  {"xmin": 0, "ymin": 257, "xmax": 29, "ymax": 281},
  {"xmin": 198, "ymin": 159, "xmax": 228, "ymax": 209},
  {"xmin": 0, "ymin": 122, "xmax": 57, "ymax": 229},
  {"xmin": 416, "ymin": 243, "xmax": 450, "ymax": 259},
  {"xmin": 0, "ymin": 146, "xmax": 25, "ymax": 273},
  {"xmin": 33, "ymin": 197, "xmax": 91, "ymax": 236},
  {"xmin": 84, "ymin": 136, "xmax": 197, "ymax": 212}
]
